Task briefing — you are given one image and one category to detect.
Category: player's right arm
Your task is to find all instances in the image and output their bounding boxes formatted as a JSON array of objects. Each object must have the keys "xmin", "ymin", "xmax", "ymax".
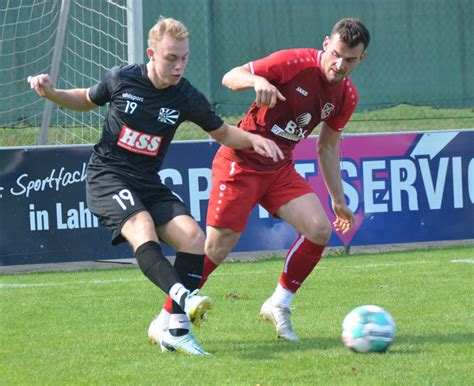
[
  {"xmin": 222, "ymin": 65, "xmax": 285, "ymax": 108},
  {"xmin": 28, "ymin": 74, "xmax": 97, "ymax": 111}
]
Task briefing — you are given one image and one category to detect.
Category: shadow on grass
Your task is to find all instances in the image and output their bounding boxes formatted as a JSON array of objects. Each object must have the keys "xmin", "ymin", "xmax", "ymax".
[
  {"xmin": 209, "ymin": 331, "xmax": 474, "ymax": 359},
  {"xmin": 394, "ymin": 332, "xmax": 474, "ymax": 347},
  {"xmin": 210, "ymin": 336, "xmax": 338, "ymax": 359}
]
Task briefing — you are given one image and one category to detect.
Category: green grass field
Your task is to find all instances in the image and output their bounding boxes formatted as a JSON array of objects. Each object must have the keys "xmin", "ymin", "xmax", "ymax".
[{"xmin": 1, "ymin": 245, "xmax": 473, "ymax": 385}]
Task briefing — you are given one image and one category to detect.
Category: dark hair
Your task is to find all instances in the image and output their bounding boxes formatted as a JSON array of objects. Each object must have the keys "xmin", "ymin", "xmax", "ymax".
[{"xmin": 331, "ymin": 18, "xmax": 370, "ymax": 50}]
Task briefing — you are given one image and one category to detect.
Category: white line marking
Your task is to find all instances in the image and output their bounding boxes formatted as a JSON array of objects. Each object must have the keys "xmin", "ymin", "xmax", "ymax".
[
  {"xmin": 450, "ymin": 258, "xmax": 474, "ymax": 264},
  {"xmin": 1, "ymin": 258, "xmax": 469, "ymax": 290},
  {"xmin": 0, "ymin": 278, "xmax": 138, "ymax": 289},
  {"xmin": 215, "ymin": 270, "xmax": 277, "ymax": 276},
  {"xmin": 0, "ymin": 271, "xmax": 277, "ymax": 289},
  {"xmin": 343, "ymin": 260, "xmax": 433, "ymax": 269}
]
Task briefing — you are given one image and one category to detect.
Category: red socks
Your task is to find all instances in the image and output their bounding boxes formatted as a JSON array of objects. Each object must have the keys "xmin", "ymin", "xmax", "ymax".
[
  {"xmin": 163, "ymin": 236, "xmax": 323, "ymax": 312},
  {"xmin": 199, "ymin": 255, "xmax": 218, "ymax": 288},
  {"xmin": 163, "ymin": 255, "xmax": 218, "ymax": 313},
  {"xmin": 279, "ymin": 235, "xmax": 325, "ymax": 293}
]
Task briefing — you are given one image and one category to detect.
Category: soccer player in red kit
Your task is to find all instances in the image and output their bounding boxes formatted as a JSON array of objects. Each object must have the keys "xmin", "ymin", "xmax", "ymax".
[{"xmin": 151, "ymin": 18, "xmax": 370, "ymax": 342}]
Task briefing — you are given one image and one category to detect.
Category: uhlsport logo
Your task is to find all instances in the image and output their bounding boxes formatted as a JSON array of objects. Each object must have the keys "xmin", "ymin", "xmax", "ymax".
[
  {"xmin": 122, "ymin": 92, "xmax": 144, "ymax": 102},
  {"xmin": 158, "ymin": 108, "xmax": 180, "ymax": 124}
]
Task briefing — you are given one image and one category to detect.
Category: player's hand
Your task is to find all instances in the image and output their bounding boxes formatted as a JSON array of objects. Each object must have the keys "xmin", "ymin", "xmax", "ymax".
[
  {"xmin": 251, "ymin": 135, "xmax": 284, "ymax": 162},
  {"xmin": 254, "ymin": 77, "xmax": 286, "ymax": 108},
  {"xmin": 332, "ymin": 201, "xmax": 355, "ymax": 234},
  {"xmin": 27, "ymin": 74, "xmax": 54, "ymax": 97}
]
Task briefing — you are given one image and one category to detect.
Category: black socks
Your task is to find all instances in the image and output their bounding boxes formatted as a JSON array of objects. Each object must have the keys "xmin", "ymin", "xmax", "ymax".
[{"xmin": 135, "ymin": 241, "xmax": 181, "ymax": 293}]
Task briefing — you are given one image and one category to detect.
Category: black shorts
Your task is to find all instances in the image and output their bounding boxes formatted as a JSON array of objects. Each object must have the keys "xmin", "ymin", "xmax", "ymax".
[{"xmin": 86, "ymin": 166, "xmax": 191, "ymax": 245}]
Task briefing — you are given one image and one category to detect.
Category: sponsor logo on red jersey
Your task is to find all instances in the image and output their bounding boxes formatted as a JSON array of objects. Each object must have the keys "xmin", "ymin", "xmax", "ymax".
[
  {"xmin": 270, "ymin": 112, "xmax": 312, "ymax": 141},
  {"xmin": 296, "ymin": 86, "xmax": 308, "ymax": 96},
  {"xmin": 117, "ymin": 125, "xmax": 162, "ymax": 156}
]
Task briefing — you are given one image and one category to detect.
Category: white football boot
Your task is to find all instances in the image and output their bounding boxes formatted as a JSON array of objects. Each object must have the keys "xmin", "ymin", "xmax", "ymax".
[
  {"xmin": 160, "ymin": 330, "xmax": 210, "ymax": 356},
  {"xmin": 148, "ymin": 309, "xmax": 170, "ymax": 345},
  {"xmin": 183, "ymin": 289, "xmax": 213, "ymax": 327},
  {"xmin": 260, "ymin": 298, "xmax": 299, "ymax": 341}
]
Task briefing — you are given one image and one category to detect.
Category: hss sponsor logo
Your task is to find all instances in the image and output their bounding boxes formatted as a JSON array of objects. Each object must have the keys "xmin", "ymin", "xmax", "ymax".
[{"xmin": 117, "ymin": 125, "xmax": 162, "ymax": 156}]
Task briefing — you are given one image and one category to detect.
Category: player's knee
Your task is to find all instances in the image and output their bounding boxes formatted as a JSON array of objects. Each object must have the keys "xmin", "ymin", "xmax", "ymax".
[
  {"xmin": 185, "ymin": 227, "xmax": 206, "ymax": 252},
  {"xmin": 320, "ymin": 223, "xmax": 332, "ymax": 243},
  {"xmin": 205, "ymin": 240, "xmax": 233, "ymax": 265},
  {"xmin": 205, "ymin": 227, "xmax": 240, "ymax": 264},
  {"xmin": 306, "ymin": 219, "xmax": 332, "ymax": 245}
]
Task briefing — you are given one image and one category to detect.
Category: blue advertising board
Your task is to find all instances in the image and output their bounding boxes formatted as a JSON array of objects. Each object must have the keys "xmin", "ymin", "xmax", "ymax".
[{"xmin": 1, "ymin": 130, "xmax": 473, "ymax": 265}]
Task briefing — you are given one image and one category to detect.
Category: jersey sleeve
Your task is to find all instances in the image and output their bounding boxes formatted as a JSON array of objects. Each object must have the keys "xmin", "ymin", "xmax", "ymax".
[
  {"xmin": 88, "ymin": 66, "xmax": 121, "ymax": 106},
  {"xmin": 325, "ymin": 77, "xmax": 358, "ymax": 131},
  {"xmin": 250, "ymin": 48, "xmax": 318, "ymax": 84},
  {"xmin": 187, "ymin": 89, "xmax": 224, "ymax": 132}
]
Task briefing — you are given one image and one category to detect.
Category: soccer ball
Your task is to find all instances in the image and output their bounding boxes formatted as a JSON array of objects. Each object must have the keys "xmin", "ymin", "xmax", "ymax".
[{"xmin": 342, "ymin": 305, "xmax": 396, "ymax": 353}]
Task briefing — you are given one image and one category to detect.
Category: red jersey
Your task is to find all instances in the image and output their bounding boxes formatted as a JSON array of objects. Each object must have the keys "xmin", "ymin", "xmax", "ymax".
[{"xmin": 220, "ymin": 48, "xmax": 358, "ymax": 169}]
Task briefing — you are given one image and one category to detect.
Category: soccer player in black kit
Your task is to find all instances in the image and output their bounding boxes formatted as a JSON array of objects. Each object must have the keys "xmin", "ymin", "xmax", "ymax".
[{"xmin": 28, "ymin": 17, "xmax": 283, "ymax": 356}]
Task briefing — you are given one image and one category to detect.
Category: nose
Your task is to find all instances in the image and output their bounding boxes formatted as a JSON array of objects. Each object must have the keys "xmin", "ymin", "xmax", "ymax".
[
  {"xmin": 175, "ymin": 58, "xmax": 187, "ymax": 71},
  {"xmin": 335, "ymin": 58, "xmax": 344, "ymax": 71}
]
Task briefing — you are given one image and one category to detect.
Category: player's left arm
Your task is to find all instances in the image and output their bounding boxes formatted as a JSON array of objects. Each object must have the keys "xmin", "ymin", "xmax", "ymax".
[
  {"xmin": 210, "ymin": 123, "xmax": 284, "ymax": 162},
  {"xmin": 317, "ymin": 122, "xmax": 354, "ymax": 234}
]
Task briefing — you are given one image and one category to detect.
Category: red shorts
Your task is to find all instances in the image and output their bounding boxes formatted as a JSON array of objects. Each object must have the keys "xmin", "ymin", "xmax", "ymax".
[{"xmin": 206, "ymin": 151, "xmax": 314, "ymax": 232}]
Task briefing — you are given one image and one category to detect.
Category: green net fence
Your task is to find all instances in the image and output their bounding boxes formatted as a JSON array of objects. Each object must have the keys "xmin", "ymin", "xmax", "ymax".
[{"xmin": 1, "ymin": 0, "xmax": 473, "ymax": 146}]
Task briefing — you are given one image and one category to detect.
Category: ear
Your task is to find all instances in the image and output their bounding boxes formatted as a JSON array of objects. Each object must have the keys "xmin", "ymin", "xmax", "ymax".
[
  {"xmin": 359, "ymin": 50, "xmax": 367, "ymax": 62},
  {"xmin": 146, "ymin": 47, "xmax": 154, "ymax": 60},
  {"xmin": 322, "ymin": 36, "xmax": 330, "ymax": 51}
]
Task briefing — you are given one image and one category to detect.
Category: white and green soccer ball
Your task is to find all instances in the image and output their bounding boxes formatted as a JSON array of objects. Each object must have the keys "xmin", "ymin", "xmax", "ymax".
[{"xmin": 342, "ymin": 305, "xmax": 396, "ymax": 353}]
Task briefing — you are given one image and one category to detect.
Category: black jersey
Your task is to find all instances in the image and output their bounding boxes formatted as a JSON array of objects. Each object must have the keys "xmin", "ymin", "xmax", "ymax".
[{"xmin": 88, "ymin": 63, "xmax": 223, "ymax": 178}]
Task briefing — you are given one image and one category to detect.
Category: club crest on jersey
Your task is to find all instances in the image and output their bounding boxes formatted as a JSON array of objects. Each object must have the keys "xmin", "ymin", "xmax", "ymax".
[
  {"xmin": 321, "ymin": 103, "xmax": 335, "ymax": 119},
  {"xmin": 270, "ymin": 112, "xmax": 312, "ymax": 142},
  {"xmin": 117, "ymin": 125, "xmax": 162, "ymax": 156},
  {"xmin": 158, "ymin": 108, "xmax": 180, "ymax": 124}
]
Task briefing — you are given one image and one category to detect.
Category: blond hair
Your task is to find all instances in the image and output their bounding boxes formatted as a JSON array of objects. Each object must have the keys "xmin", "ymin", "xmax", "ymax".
[{"xmin": 147, "ymin": 16, "xmax": 189, "ymax": 47}]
